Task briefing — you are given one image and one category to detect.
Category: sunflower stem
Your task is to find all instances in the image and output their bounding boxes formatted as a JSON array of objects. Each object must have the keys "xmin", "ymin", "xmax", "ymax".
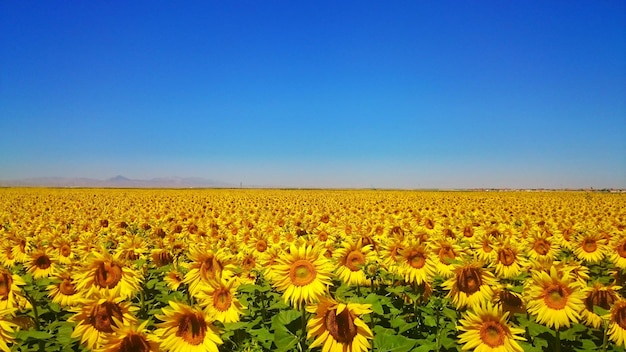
[
  {"xmin": 601, "ymin": 319, "xmax": 609, "ymax": 352},
  {"xmin": 554, "ymin": 328, "xmax": 561, "ymax": 352},
  {"xmin": 300, "ymin": 305, "xmax": 308, "ymax": 349}
]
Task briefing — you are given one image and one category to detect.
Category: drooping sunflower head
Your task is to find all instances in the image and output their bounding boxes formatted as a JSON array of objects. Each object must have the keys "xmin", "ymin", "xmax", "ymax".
[
  {"xmin": 271, "ymin": 244, "xmax": 334, "ymax": 309},
  {"xmin": 69, "ymin": 293, "xmax": 138, "ymax": 350},
  {"xmin": 581, "ymin": 282, "xmax": 621, "ymax": 329},
  {"xmin": 183, "ymin": 246, "xmax": 235, "ymax": 297},
  {"xmin": 607, "ymin": 299, "xmax": 626, "ymax": 347},
  {"xmin": 154, "ymin": 301, "xmax": 222, "ymax": 352},
  {"xmin": 306, "ymin": 296, "xmax": 373, "ymax": 352},
  {"xmin": 443, "ymin": 260, "xmax": 496, "ymax": 309},
  {"xmin": 457, "ymin": 301, "xmax": 525, "ymax": 352},
  {"xmin": 97, "ymin": 320, "xmax": 160, "ymax": 352},
  {"xmin": 76, "ymin": 251, "xmax": 143, "ymax": 300},
  {"xmin": 0, "ymin": 266, "xmax": 26, "ymax": 310}
]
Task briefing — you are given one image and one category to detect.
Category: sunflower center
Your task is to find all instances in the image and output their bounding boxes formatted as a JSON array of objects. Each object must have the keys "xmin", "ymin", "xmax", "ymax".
[
  {"xmin": 617, "ymin": 242, "xmax": 626, "ymax": 259},
  {"xmin": 176, "ymin": 313, "xmax": 207, "ymax": 346},
  {"xmin": 89, "ymin": 301, "xmax": 123, "ymax": 333},
  {"xmin": 582, "ymin": 238, "xmax": 597, "ymax": 253},
  {"xmin": 213, "ymin": 288, "xmax": 233, "ymax": 312},
  {"xmin": 463, "ymin": 226, "xmax": 474, "ymax": 238},
  {"xmin": 34, "ymin": 254, "xmax": 52, "ymax": 269},
  {"xmin": 0, "ymin": 272, "xmax": 13, "ymax": 299},
  {"xmin": 585, "ymin": 289, "xmax": 617, "ymax": 311},
  {"xmin": 499, "ymin": 290, "xmax": 523, "ymax": 309},
  {"xmin": 345, "ymin": 250, "xmax": 365, "ymax": 272},
  {"xmin": 324, "ymin": 308, "xmax": 357, "ymax": 344},
  {"xmin": 289, "ymin": 259, "xmax": 317, "ymax": 286},
  {"xmin": 482, "ymin": 241, "xmax": 493, "ymax": 253},
  {"xmin": 119, "ymin": 334, "xmax": 151, "ymax": 352},
  {"xmin": 498, "ymin": 248, "xmax": 516, "ymax": 266},
  {"xmin": 255, "ymin": 240, "xmax": 268, "ymax": 252},
  {"xmin": 533, "ymin": 239, "xmax": 550, "ymax": 256},
  {"xmin": 407, "ymin": 250, "xmax": 426, "ymax": 269},
  {"xmin": 544, "ymin": 284, "xmax": 569, "ymax": 309},
  {"xmin": 480, "ymin": 320, "xmax": 506, "ymax": 347},
  {"xmin": 456, "ymin": 267, "xmax": 482, "ymax": 295},
  {"xmin": 438, "ymin": 245, "xmax": 456, "ymax": 264},
  {"xmin": 59, "ymin": 278, "xmax": 77, "ymax": 295},
  {"xmin": 94, "ymin": 261, "xmax": 123, "ymax": 289},
  {"xmin": 60, "ymin": 244, "xmax": 72, "ymax": 257},
  {"xmin": 200, "ymin": 256, "xmax": 223, "ymax": 281}
]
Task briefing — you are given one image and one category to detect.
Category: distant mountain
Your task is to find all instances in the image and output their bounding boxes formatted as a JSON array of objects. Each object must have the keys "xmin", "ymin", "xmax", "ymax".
[{"xmin": 0, "ymin": 176, "xmax": 233, "ymax": 188}]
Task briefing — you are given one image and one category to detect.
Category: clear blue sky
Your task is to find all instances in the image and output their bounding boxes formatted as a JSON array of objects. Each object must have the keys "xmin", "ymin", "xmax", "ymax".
[{"xmin": 1, "ymin": 1, "xmax": 625, "ymax": 189}]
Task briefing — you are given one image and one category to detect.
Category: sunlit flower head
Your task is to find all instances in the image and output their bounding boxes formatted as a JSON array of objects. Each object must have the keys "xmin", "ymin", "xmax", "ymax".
[
  {"xmin": 26, "ymin": 248, "xmax": 56, "ymax": 279},
  {"xmin": 609, "ymin": 236, "xmax": 626, "ymax": 270},
  {"xmin": 573, "ymin": 232, "xmax": 607, "ymax": 264},
  {"xmin": 47, "ymin": 269, "xmax": 83, "ymax": 307},
  {"xmin": 196, "ymin": 277, "xmax": 246, "ymax": 323},
  {"xmin": 525, "ymin": 266, "xmax": 587, "ymax": 330},
  {"xmin": 271, "ymin": 244, "xmax": 334, "ymax": 309},
  {"xmin": 334, "ymin": 238, "xmax": 376, "ymax": 287},
  {"xmin": 154, "ymin": 301, "xmax": 222, "ymax": 352},
  {"xmin": 457, "ymin": 301, "xmax": 525, "ymax": 352},
  {"xmin": 306, "ymin": 296, "xmax": 373, "ymax": 352},
  {"xmin": 397, "ymin": 241, "xmax": 436, "ymax": 285}
]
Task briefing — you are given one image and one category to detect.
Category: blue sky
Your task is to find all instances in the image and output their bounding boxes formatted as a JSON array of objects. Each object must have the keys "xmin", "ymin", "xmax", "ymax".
[{"xmin": 1, "ymin": 1, "xmax": 625, "ymax": 188}]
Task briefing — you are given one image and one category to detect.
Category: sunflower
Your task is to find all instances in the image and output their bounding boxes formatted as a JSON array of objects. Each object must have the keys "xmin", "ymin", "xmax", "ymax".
[
  {"xmin": 96, "ymin": 320, "xmax": 160, "ymax": 352},
  {"xmin": 607, "ymin": 299, "xmax": 626, "ymax": 347},
  {"xmin": 271, "ymin": 244, "xmax": 334, "ymax": 308},
  {"xmin": 525, "ymin": 266, "xmax": 587, "ymax": 330},
  {"xmin": 572, "ymin": 231, "xmax": 607, "ymax": 264},
  {"xmin": 53, "ymin": 235, "xmax": 75, "ymax": 265},
  {"xmin": 47, "ymin": 269, "xmax": 83, "ymax": 307},
  {"xmin": 69, "ymin": 293, "xmax": 138, "ymax": 349},
  {"xmin": 334, "ymin": 239, "xmax": 376, "ymax": 287},
  {"xmin": 493, "ymin": 242, "xmax": 527, "ymax": 279},
  {"xmin": 396, "ymin": 241, "xmax": 436, "ymax": 286},
  {"xmin": 0, "ymin": 266, "xmax": 26, "ymax": 310},
  {"xmin": 525, "ymin": 232, "xmax": 559, "ymax": 263},
  {"xmin": 492, "ymin": 284, "xmax": 526, "ymax": 316},
  {"xmin": 457, "ymin": 301, "xmax": 525, "ymax": 352},
  {"xmin": 26, "ymin": 248, "xmax": 56, "ymax": 279},
  {"xmin": 0, "ymin": 308, "xmax": 17, "ymax": 352},
  {"xmin": 154, "ymin": 301, "xmax": 222, "ymax": 352},
  {"xmin": 196, "ymin": 277, "xmax": 246, "ymax": 323},
  {"xmin": 430, "ymin": 237, "xmax": 465, "ymax": 278},
  {"xmin": 306, "ymin": 296, "xmax": 373, "ymax": 352},
  {"xmin": 75, "ymin": 251, "xmax": 143, "ymax": 300},
  {"xmin": 443, "ymin": 260, "xmax": 496, "ymax": 309},
  {"xmin": 164, "ymin": 269, "xmax": 184, "ymax": 292},
  {"xmin": 609, "ymin": 235, "xmax": 626, "ymax": 270},
  {"xmin": 580, "ymin": 282, "xmax": 621, "ymax": 329},
  {"xmin": 182, "ymin": 246, "xmax": 235, "ymax": 297},
  {"xmin": 0, "ymin": 244, "xmax": 17, "ymax": 268}
]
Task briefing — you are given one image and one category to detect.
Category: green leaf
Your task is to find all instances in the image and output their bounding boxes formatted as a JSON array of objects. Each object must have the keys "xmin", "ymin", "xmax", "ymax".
[
  {"xmin": 249, "ymin": 327, "xmax": 273, "ymax": 350},
  {"xmin": 365, "ymin": 293, "xmax": 384, "ymax": 315},
  {"xmin": 16, "ymin": 329, "xmax": 53, "ymax": 340},
  {"xmin": 423, "ymin": 315, "xmax": 437, "ymax": 327},
  {"xmin": 272, "ymin": 309, "xmax": 301, "ymax": 327},
  {"xmin": 373, "ymin": 326, "xmax": 418, "ymax": 352},
  {"xmin": 559, "ymin": 323, "xmax": 588, "ymax": 341},
  {"xmin": 273, "ymin": 325, "xmax": 299, "ymax": 352}
]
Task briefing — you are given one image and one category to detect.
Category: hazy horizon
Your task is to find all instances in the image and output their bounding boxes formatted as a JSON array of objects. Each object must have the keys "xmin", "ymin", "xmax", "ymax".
[{"xmin": 2, "ymin": 2, "xmax": 625, "ymax": 189}]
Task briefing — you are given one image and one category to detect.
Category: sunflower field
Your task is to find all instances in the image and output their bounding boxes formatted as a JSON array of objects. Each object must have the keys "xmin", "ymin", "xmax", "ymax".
[{"xmin": 0, "ymin": 188, "xmax": 625, "ymax": 352}]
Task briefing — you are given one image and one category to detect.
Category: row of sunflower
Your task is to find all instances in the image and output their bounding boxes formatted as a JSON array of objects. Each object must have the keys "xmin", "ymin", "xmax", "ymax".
[{"xmin": 0, "ymin": 188, "xmax": 625, "ymax": 351}]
